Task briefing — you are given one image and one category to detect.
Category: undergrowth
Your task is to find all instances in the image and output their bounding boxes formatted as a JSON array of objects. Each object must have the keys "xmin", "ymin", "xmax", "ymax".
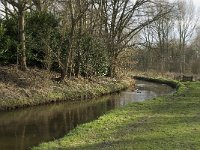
[{"xmin": 0, "ymin": 66, "xmax": 133, "ymax": 110}]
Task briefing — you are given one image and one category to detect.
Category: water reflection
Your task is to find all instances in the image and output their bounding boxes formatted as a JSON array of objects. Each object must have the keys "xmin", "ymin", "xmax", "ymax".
[{"xmin": 0, "ymin": 80, "xmax": 174, "ymax": 150}]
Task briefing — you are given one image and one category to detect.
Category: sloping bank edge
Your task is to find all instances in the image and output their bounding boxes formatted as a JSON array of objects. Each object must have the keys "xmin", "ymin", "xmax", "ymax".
[
  {"xmin": 133, "ymin": 76, "xmax": 186, "ymax": 95},
  {"xmin": 32, "ymin": 76, "xmax": 186, "ymax": 150},
  {"xmin": 0, "ymin": 78, "xmax": 133, "ymax": 111}
]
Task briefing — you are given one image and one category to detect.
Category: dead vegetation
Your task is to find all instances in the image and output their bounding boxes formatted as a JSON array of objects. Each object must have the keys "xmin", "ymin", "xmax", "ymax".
[
  {"xmin": 131, "ymin": 70, "xmax": 200, "ymax": 82},
  {"xmin": 0, "ymin": 65, "xmax": 132, "ymax": 111}
]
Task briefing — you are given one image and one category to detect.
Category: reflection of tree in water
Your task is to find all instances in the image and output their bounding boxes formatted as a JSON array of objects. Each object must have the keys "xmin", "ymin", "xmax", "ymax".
[{"xmin": 0, "ymin": 96, "xmax": 113, "ymax": 150}]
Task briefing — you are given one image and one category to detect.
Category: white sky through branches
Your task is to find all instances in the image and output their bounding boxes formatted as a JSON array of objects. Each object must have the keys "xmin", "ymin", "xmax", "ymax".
[{"xmin": 193, "ymin": 0, "xmax": 200, "ymax": 10}]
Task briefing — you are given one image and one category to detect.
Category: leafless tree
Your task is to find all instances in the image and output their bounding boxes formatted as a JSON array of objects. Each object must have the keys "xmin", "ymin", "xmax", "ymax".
[
  {"xmin": 176, "ymin": 0, "xmax": 198, "ymax": 73},
  {"xmin": 141, "ymin": 1, "xmax": 175, "ymax": 72},
  {"xmin": 95, "ymin": 0, "xmax": 172, "ymax": 77},
  {"xmin": 52, "ymin": 0, "xmax": 91, "ymax": 80}
]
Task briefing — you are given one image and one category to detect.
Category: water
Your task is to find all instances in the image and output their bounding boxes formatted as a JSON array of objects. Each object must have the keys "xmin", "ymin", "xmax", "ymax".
[{"xmin": 0, "ymin": 80, "xmax": 175, "ymax": 150}]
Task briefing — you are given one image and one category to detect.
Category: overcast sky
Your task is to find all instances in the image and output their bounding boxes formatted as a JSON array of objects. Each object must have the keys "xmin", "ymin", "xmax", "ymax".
[
  {"xmin": 1, "ymin": 1, "xmax": 200, "ymax": 16},
  {"xmin": 192, "ymin": 0, "xmax": 200, "ymax": 9}
]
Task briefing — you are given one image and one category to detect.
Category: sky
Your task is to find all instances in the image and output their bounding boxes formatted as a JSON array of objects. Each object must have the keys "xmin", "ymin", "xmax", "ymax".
[
  {"xmin": 1, "ymin": 1, "xmax": 200, "ymax": 17},
  {"xmin": 193, "ymin": 0, "xmax": 200, "ymax": 9}
]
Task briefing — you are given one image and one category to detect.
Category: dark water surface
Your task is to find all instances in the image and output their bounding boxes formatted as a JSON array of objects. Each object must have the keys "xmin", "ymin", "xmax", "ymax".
[{"xmin": 0, "ymin": 80, "xmax": 175, "ymax": 150}]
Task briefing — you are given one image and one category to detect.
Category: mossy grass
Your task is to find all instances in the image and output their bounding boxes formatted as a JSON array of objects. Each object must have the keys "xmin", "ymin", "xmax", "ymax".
[
  {"xmin": 0, "ymin": 66, "xmax": 133, "ymax": 110},
  {"xmin": 33, "ymin": 78, "xmax": 200, "ymax": 150}
]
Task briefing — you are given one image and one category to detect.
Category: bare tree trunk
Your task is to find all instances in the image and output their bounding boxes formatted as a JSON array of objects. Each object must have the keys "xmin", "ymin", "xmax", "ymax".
[
  {"xmin": 67, "ymin": 48, "xmax": 73, "ymax": 78},
  {"xmin": 74, "ymin": 24, "xmax": 82, "ymax": 78},
  {"xmin": 18, "ymin": 10, "xmax": 27, "ymax": 71},
  {"xmin": 33, "ymin": 0, "xmax": 43, "ymax": 11},
  {"xmin": 176, "ymin": 0, "xmax": 197, "ymax": 74},
  {"xmin": 5, "ymin": 1, "xmax": 9, "ymax": 20},
  {"xmin": 2, "ymin": 0, "xmax": 30, "ymax": 71},
  {"xmin": 107, "ymin": 54, "xmax": 116, "ymax": 78}
]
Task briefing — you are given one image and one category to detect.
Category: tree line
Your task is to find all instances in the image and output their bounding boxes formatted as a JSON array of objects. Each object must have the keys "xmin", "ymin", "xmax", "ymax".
[
  {"xmin": 1, "ymin": 0, "xmax": 198, "ymax": 80},
  {"xmin": 135, "ymin": 0, "xmax": 200, "ymax": 75}
]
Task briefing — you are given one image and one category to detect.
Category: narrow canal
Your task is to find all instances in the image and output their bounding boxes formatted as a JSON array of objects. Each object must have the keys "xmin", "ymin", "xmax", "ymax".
[{"xmin": 0, "ymin": 80, "xmax": 175, "ymax": 150}]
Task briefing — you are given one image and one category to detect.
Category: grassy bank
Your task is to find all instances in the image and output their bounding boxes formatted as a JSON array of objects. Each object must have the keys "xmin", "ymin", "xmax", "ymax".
[
  {"xmin": 130, "ymin": 71, "xmax": 200, "ymax": 81},
  {"xmin": 133, "ymin": 76, "xmax": 180, "ymax": 88},
  {"xmin": 0, "ymin": 66, "xmax": 133, "ymax": 110},
  {"xmin": 33, "ymin": 78, "xmax": 200, "ymax": 150}
]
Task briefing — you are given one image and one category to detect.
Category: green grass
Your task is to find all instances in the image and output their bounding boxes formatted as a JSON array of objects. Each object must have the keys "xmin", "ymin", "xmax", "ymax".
[{"xmin": 32, "ymin": 80, "xmax": 200, "ymax": 150}]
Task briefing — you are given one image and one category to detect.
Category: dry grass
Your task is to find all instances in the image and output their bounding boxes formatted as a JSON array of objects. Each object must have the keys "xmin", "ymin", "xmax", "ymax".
[
  {"xmin": 0, "ymin": 65, "xmax": 132, "ymax": 110},
  {"xmin": 0, "ymin": 65, "xmax": 53, "ymax": 101},
  {"xmin": 129, "ymin": 70, "xmax": 200, "ymax": 81}
]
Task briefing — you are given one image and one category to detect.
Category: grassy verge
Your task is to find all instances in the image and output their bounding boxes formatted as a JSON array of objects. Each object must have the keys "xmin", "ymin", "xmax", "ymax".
[
  {"xmin": 133, "ymin": 76, "xmax": 180, "ymax": 88},
  {"xmin": 32, "ymin": 78, "xmax": 200, "ymax": 150},
  {"xmin": 0, "ymin": 66, "xmax": 133, "ymax": 110}
]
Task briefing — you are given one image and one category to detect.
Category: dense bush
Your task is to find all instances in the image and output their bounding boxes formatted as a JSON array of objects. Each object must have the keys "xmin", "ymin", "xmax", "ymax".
[
  {"xmin": 0, "ymin": 12, "xmax": 109, "ymax": 76},
  {"xmin": 26, "ymin": 11, "xmax": 59, "ymax": 69},
  {"xmin": 76, "ymin": 34, "xmax": 108, "ymax": 76},
  {"xmin": 0, "ymin": 18, "xmax": 18, "ymax": 65},
  {"xmin": 0, "ymin": 12, "xmax": 60, "ymax": 68}
]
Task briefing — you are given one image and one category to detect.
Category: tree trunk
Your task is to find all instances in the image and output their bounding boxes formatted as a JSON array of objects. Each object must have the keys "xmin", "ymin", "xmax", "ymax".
[
  {"xmin": 66, "ymin": 47, "xmax": 73, "ymax": 78},
  {"xmin": 107, "ymin": 56, "xmax": 116, "ymax": 78},
  {"xmin": 75, "ymin": 13, "xmax": 82, "ymax": 78},
  {"xmin": 18, "ymin": 10, "xmax": 27, "ymax": 71},
  {"xmin": 74, "ymin": 50, "xmax": 81, "ymax": 78},
  {"xmin": 107, "ymin": 64, "xmax": 116, "ymax": 78},
  {"xmin": 5, "ymin": 1, "xmax": 9, "ymax": 20},
  {"xmin": 34, "ymin": 0, "xmax": 43, "ymax": 11},
  {"xmin": 60, "ymin": 68, "xmax": 66, "ymax": 81}
]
